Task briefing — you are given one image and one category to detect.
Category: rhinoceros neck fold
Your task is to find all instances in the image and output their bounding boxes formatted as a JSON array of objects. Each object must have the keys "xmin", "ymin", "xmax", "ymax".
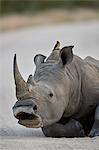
[{"xmin": 62, "ymin": 56, "xmax": 83, "ymax": 117}]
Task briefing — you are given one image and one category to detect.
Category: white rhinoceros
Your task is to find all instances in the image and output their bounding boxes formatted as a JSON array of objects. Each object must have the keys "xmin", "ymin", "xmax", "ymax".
[{"xmin": 13, "ymin": 41, "xmax": 99, "ymax": 137}]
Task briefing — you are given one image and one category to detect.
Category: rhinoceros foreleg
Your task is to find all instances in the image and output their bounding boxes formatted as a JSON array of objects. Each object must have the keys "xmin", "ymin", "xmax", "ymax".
[
  {"xmin": 89, "ymin": 105, "xmax": 99, "ymax": 137},
  {"xmin": 42, "ymin": 119, "xmax": 85, "ymax": 137}
]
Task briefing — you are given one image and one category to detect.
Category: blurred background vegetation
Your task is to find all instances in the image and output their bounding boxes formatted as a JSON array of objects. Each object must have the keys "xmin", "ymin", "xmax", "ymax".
[
  {"xmin": 0, "ymin": 0, "xmax": 99, "ymax": 31},
  {"xmin": 0, "ymin": 0, "xmax": 99, "ymax": 16}
]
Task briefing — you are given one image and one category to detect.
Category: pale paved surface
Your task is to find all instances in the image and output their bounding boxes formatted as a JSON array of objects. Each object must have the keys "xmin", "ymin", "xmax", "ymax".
[
  {"xmin": 0, "ymin": 136, "xmax": 99, "ymax": 150},
  {"xmin": 0, "ymin": 21, "xmax": 99, "ymax": 150}
]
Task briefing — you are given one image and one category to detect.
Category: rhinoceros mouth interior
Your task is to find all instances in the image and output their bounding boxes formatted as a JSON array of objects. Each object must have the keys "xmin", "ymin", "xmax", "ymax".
[{"xmin": 16, "ymin": 112, "xmax": 38, "ymax": 121}]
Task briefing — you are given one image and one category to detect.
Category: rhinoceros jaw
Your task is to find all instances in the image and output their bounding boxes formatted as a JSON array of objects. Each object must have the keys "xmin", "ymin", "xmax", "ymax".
[
  {"xmin": 18, "ymin": 113, "xmax": 43, "ymax": 128},
  {"xmin": 18, "ymin": 117, "xmax": 43, "ymax": 128}
]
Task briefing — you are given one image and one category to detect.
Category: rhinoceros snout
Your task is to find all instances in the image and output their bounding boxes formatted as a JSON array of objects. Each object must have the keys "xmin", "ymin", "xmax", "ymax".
[
  {"xmin": 12, "ymin": 99, "xmax": 37, "ymax": 119},
  {"xmin": 12, "ymin": 99, "xmax": 43, "ymax": 128}
]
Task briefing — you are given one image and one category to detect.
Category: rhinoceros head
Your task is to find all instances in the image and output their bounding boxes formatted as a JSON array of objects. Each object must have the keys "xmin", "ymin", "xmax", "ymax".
[{"xmin": 13, "ymin": 42, "xmax": 74, "ymax": 128}]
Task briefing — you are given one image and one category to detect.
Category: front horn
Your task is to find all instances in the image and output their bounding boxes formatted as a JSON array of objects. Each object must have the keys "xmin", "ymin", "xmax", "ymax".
[{"xmin": 13, "ymin": 54, "xmax": 28, "ymax": 98}]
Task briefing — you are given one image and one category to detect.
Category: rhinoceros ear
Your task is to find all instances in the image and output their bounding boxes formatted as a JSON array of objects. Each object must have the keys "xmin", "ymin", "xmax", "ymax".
[
  {"xmin": 60, "ymin": 46, "xmax": 74, "ymax": 66},
  {"xmin": 34, "ymin": 54, "xmax": 46, "ymax": 67}
]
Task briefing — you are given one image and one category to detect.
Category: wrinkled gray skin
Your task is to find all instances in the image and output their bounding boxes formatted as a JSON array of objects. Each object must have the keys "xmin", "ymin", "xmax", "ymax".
[{"xmin": 13, "ymin": 41, "xmax": 99, "ymax": 137}]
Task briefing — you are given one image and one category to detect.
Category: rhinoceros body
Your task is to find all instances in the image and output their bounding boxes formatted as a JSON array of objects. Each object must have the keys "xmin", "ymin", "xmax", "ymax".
[{"xmin": 13, "ymin": 42, "xmax": 99, "ymax": 137}]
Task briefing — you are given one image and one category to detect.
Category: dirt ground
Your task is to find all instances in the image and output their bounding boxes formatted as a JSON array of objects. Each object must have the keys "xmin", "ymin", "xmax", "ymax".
[{"xmin": 1, "ymin": 136, "xmax": 99, "ymax": 150}]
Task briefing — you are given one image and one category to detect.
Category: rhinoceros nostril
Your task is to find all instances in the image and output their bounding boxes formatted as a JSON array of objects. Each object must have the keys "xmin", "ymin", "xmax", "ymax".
[{"xmin": 33, "ymin": 105, "xmax": 37, "ymax": 111}]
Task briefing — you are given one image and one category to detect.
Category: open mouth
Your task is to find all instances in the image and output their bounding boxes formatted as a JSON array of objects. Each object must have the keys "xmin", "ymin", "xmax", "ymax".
[
  {"xmin": 16, "ymin": 111, "xmax": 43, "ymax": 128},
  {"xmin": 13, "ymin": 105, "xmax": 43, "ymax": 128},
  {"xmin": 16, "ymin": 112, "xmax": 37, "ymax": 120}
]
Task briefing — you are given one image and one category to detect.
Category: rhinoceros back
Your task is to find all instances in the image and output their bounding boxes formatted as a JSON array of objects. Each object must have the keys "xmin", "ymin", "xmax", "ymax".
[{"xmin": 84, "ymin": 56, "xmax": 99, "ymax": 70}]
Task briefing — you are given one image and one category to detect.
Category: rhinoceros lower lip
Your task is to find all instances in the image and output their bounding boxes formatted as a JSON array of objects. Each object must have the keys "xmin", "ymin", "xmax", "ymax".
[
  {"xmin": 16, "ymin": 112, "xmax": 43, "ymax": 128},
  {"xmin": 18, "ymin": 118, "xmax": 43, "ymax": 128}
]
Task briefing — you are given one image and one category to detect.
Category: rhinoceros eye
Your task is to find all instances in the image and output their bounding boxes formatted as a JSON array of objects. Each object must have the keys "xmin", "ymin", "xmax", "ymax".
[{"xmin": 49, "ymin": 93, "xmax": 53, "ymax": 97}]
